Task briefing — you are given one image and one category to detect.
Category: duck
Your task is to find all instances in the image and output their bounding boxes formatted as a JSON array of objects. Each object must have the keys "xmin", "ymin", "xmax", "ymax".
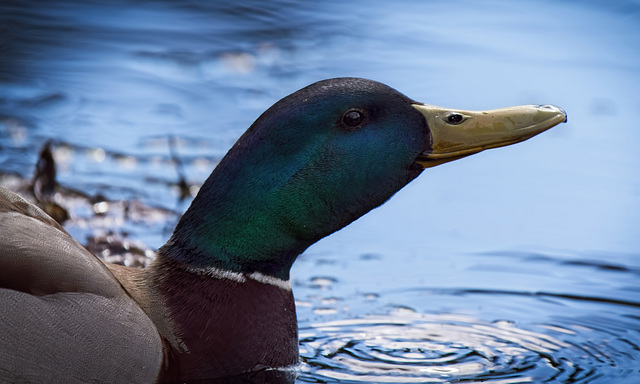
[{"xmin": 0, "ymin": 77, "xmax": 567, "ymax": 383}]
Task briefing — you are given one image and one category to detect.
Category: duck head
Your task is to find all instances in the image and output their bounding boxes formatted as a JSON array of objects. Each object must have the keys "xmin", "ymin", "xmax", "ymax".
[{"xmin": 164, "ymin": 78, "xmax": 566, "ymax": 280}]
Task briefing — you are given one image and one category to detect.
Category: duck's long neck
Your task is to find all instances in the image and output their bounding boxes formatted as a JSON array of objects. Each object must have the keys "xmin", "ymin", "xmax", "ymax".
[
  {"xmin": 159, "ymin": 114, "xmax": 423, "ymax": 281},
  {"xmin": 159, "ymin": 130, "xmax": 330, "ymax": 281}
]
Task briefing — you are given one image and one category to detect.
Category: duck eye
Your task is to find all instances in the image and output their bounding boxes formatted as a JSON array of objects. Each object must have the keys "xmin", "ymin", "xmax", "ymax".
[
  {"xmin": 342, "ymin": 110, "xmax": 364, "ymax": 129},
  {"xmin": 446, "ymin": 113, "xmax": 464, "ymax": 125}
]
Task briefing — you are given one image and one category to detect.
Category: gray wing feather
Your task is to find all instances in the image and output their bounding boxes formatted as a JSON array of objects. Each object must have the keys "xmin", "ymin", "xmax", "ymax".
[{"xmin": 0, "ymin": 186, "xmax": 162, "ymax": 383}]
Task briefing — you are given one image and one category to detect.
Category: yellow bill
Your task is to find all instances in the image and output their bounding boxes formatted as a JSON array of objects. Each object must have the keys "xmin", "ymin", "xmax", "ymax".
[{"xmin": 413, "ymin": 104, "xmax": 567, "ymax": 168}]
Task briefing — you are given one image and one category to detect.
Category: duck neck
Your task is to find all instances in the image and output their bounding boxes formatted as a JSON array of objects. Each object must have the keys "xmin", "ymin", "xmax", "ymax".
[
  {"xmin": 160, "ymin": 115, "xmax": 423, "ymax": 281},
  {"xmin": 160, "ymin": 137, "xmax": 327, "ymax": 281}
]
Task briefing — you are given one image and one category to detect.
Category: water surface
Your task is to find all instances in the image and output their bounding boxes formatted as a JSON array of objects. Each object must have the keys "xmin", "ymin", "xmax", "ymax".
[{"xmin": 1, "ymin": 1, "xmax": 639, "ymax": 382}]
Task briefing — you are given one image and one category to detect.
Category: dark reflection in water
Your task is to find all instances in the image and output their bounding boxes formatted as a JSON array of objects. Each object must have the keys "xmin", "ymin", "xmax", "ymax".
[{"xmin": 1, "ymin": 0, "xmax": 640, "ymax": 383}]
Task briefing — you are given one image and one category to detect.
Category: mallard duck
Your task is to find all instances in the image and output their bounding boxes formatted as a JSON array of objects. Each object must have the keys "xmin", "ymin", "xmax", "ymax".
[{"xmin": 0, "ymin": 78, "xmax": 566, "ymax": 383}]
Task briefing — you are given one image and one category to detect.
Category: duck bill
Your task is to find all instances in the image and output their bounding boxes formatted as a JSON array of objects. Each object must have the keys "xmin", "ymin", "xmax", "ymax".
[{"xmin": 412, "ymin": 104, "xmax": 567, "ymax": 168}]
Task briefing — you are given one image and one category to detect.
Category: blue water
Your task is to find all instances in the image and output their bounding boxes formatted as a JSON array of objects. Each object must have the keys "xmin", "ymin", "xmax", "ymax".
[{"xmin": 1, "ymin": 0, "xmax": 639, "ymax": 382}]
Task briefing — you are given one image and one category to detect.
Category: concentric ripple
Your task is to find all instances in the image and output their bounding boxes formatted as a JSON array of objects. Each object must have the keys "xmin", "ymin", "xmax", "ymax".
[{"xmin": 297, "ymin": 309, "xmax": 640, "ymax": 383}]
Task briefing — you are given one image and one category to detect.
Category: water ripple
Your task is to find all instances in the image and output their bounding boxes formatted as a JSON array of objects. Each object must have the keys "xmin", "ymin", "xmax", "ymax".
[{"xmin": 298, "ymin": 310, "xmax": 640, "ymax": 383}]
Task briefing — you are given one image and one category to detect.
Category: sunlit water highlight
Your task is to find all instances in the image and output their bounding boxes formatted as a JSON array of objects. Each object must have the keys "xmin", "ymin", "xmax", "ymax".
[{"xmin": 296, "ymin": 303, "xmax": 640, "ymax": 383}]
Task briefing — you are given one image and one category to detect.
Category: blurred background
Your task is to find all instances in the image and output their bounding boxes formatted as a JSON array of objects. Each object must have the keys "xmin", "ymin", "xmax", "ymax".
[{"xmin": 1, "ymin": 0, "xmax": 639, "ymax": 382}]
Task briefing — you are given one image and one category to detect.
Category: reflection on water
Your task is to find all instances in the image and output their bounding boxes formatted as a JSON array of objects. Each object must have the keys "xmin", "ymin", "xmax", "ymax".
[
  {"xmin": 301, "ymin": 312, "xmax": 571, "ymax": 383},
  {"xmin": 299, "ymin": 309, "xmax": 640, "ymax": 383},
  {"xmin": 1, "ymin": 0, "xmax": 640, "ymax": 383},
  {"xmin": 292, "ymin": 246, "xmax": 640, "ymax": 383}
]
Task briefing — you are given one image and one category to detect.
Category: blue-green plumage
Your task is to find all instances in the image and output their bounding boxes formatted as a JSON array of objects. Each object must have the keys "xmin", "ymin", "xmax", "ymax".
[{"xmin": 166, "ymin": 78, "xmax": 429, "ymax": 280}]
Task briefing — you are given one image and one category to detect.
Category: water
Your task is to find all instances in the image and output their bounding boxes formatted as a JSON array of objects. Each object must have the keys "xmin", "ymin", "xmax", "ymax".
[{"xmin": 1, "ymin": 1, "xmax": 639, "ymax": 382}]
